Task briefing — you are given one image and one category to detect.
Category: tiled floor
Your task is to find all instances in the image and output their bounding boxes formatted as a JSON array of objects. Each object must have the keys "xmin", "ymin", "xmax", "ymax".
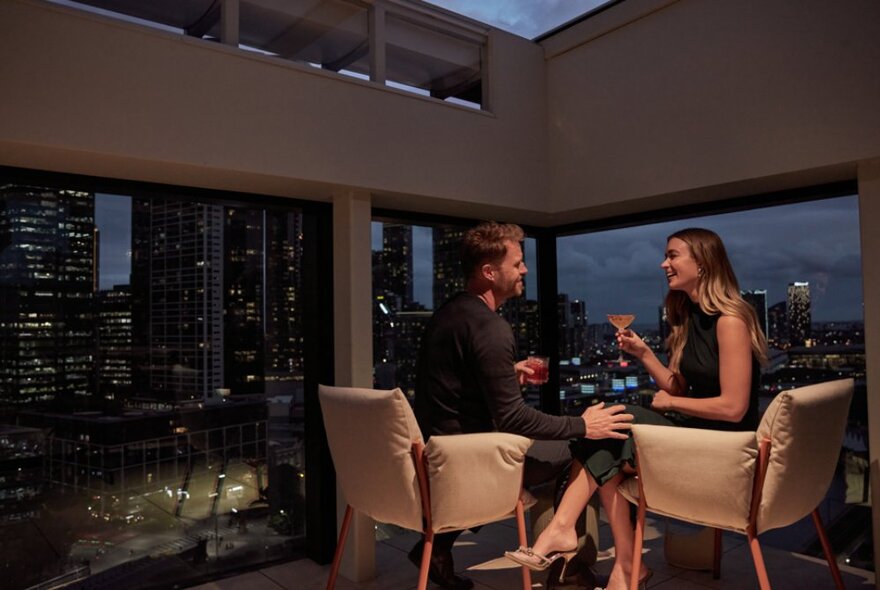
[{"xmin": 189, "ymin": 515, "xmax": 874, "ymax": 589}]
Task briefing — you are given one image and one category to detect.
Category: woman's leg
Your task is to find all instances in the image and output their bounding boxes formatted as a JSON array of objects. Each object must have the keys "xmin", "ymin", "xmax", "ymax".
[
  {"xmin": 598, "ymin": 473, "xmax": 647, "ymax": 590},
  {"xmin": 530, "ymin": 460, "xmax": 598, "ymax": 556}
]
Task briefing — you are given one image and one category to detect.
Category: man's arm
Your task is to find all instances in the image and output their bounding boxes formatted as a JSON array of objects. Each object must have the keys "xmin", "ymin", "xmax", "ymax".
[{"xmin": 476, "ymin": 322, "xmax": 631, "ymax": 440}]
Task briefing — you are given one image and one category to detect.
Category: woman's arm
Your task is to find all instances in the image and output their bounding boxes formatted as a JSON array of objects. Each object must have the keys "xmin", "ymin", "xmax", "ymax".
[
  {"xmin": 618, "ymin": 330, "xmax": 687, "ymax": 396},
  {"xmin": 650, "ymin": 315, "xmax": 752, "ymax": 423}
]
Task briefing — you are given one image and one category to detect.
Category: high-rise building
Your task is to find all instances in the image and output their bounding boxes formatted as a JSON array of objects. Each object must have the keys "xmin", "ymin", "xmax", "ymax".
[
  {"xmin": 500, "ymin": 296, "xmax": 541, "ymax": 357},
  {"xmin": 742, "ymin": 289, "xmax": 769, "ymax": 339},
  {"xmin": 559, "ymin": 294, "xmax": 587, "ymax": 361},
  {"xmin": 130, "ymin": 199, "xmax": 224, "ymax": 405},
  {"xmin": 96, "ymin": 285, "xmax": 132, "ymax": 401},
  {"xmin": 767, "ymin": 300, "xmax": 787, "ymax": 347},
  {"xmin": 224, "ymin": 207, "xmax": 265, "ymax": 395},
  {"xmin": 787, "ymin": 282, "xmax": 812, "ymax": 346},
  {"xmin": 0, "ymin": 185, "xmax": 96, "ymax": 406},
  {"xmin": 381, "ymin": 223, "xmax": 414, "ymax": 309},
  {"xmin": 265, "ymin": 211, "xmax": 304, "ymax": 386},
  {"xmin": 432, "ymin": 226, "xmax": 465, "ymax": 308}
]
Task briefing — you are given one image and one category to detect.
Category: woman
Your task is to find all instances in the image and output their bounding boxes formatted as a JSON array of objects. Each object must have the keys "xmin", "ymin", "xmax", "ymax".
[{"xmin": 505, "ymin": 228, "xmax": 767, "ymax": 590}]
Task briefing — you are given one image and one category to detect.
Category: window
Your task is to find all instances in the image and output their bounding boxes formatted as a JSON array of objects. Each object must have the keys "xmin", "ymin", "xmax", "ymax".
[
  {"xmin": 556, "ymin": 193, "xmax": 871, "ymax": 569},
  {"xmin": 0, "ymin": 176, "xmax": 327, "ymax": 589},
  {"xmin": 53, "ymin": 0, "xmax": 489, "ymax": 109}
]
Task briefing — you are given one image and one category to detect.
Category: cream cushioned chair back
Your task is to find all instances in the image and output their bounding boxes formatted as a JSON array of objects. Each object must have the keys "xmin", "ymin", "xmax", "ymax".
[
  {"xmin": 755, "ymin": 378, "xmax": 853, "ymax": 534},
  {"xmin": 424, "ymin": 432, "xmax": 531, "ymax": 533},
  {"xmin": 319, "ymin": 385, "xmax": 424, "ymax": 531}
]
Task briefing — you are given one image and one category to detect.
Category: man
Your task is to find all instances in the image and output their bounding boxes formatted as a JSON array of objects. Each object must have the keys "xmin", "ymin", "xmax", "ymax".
[{"xmin": 411, "ymin": 221, "xmax": 633, "ymax": 590}]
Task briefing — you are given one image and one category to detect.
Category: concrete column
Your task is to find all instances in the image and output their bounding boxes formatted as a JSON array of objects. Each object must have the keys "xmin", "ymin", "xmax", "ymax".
[
  {"xmin": 369, "ymin": 4, "xmax": 386, "ymax": 84},
  {"xmin": 331, "ymin": 190, "xmax": 376, "ymax": 582},
  {"xmin": 220, "ymin": 0, "xmax": 239, "ymax": 47},
  {"xmin": 857, "ymin": 159, "xmax": 880, "ymax": 589}
]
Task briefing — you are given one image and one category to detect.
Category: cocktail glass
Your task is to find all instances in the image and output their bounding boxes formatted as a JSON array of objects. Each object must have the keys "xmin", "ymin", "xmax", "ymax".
[{"xmin": 607, "ymin": 314, "xmax": 636, "ymax": 363}]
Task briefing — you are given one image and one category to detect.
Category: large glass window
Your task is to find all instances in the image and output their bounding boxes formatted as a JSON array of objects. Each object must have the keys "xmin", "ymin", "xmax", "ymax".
[
  {"xmin": 556, "ymin": 194, "xmax": 871, "ymax": 570},
  {"xmin": 0, "ymin": 179, "xmax": 318, "ymax": 589}
]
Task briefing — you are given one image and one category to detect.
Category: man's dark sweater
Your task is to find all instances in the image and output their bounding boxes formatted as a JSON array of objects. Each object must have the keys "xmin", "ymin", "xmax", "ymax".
[{"xmin": 414, "ymin": 292, "xmax": 585, "ymax": 440}]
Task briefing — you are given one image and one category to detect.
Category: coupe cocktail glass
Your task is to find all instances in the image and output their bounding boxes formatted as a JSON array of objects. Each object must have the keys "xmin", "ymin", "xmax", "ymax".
[{"xmin": 607, "ymin": 314, "xmax": 636, "ymax": 363}]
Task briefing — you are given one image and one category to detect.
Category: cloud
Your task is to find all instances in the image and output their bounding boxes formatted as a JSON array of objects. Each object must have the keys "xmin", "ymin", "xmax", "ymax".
[
  {"xmin": 424, "ymin": 0, "xmax": 609, "ymax": 38},
  {"xmin": 556, "ymin": 196, "xmax": 863, "ymax": 323}
]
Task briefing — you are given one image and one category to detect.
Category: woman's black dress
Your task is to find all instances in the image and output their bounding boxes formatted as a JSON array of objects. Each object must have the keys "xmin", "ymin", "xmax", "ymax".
[{"xmin": 571, "ymin": 304, "xmax": 761, "ymax": 485}]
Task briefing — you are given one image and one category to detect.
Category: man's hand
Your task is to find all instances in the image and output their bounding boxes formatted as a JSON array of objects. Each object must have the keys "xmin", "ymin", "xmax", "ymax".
[
  {"xmin": 582, "ymin": 402, "xmax": 634, "ymax": 440},
  {"xmin": 514, "ymin": 360, "xmax": 534, "ymax": 386}
]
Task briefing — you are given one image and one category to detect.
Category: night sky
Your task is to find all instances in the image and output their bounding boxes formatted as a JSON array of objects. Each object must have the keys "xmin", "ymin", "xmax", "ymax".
[{"xmin": 555, "ymin": 196, "xmax": 863, "ymax": 324}]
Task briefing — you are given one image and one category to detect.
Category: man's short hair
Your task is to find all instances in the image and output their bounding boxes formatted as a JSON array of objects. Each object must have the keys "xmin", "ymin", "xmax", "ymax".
[{"xmin": 461, "ymin": 221, "xmax": 524, "ymax": 279}]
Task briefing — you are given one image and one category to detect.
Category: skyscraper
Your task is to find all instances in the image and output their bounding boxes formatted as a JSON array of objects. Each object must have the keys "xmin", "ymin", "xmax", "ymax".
[
  {"xmin": 767, "ymin": 300, "xmax": 787, "ymax": 348},
  {"xmin": 742, "ymin": 289, "xmax": 769, "ymax": 339},
  {"xmin": 96, "ymin": 285, "xmax": 132, "ymax": 401},
  {"xmin": 559, "ymin": 294, "xmax": 587, "ymax": 361},
  {"xmin": 787, "ymin": 282, "xmax": 812, "ymax": 347},
  {"xmin": 432, "ymin": 226, "xmax": 465, "ymax": 308},
  {"xmin": 130, "ymin": 199, "xmax": 224, "ymax": 405},
  {"xmin": 224, "ymin": 207, "xmax": 265, "ymax": 395},
  {"xmin": 381, "ymin": 223, "xmax": 414, "ymax": 309},
  {"xmin": 265, "ymin": 210, "xmax": 304, "ymax": 386},
  {"xmin": 0, "ymin": 185, "xmax": 96, "ymax": 406}
]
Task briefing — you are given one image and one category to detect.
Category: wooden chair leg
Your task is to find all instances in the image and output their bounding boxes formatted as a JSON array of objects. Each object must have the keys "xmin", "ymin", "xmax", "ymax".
[
  {"xmin": 417, "ymin": 530, "xmax": 434, "ymax": 590},
  {"xmin": 812, "ymin": 509, "xmax": 845, "ymax": 590},
  {"xmin": 630, "ymin": 497, "xmax": 647, "ymax": 590},
  {"xmin": 713, "ymin": 527, "xmax": 722, "ymax": 579},
  {"xmin": 747, "ymin": 532, "xmax": 772, "ymax": 590},
  {"xmin": 326, "ymin": 505, "xmax": 353, "ymax": 590},
  {"xmin": 515, "ymin": 499, "xmax": 533, "ymax": 590}
]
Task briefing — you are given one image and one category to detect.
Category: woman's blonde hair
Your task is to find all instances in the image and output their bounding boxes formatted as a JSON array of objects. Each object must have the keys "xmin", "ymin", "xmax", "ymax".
[{"xmin": 664, "ymin": 228, "xmax": 768, "ymax": 369}]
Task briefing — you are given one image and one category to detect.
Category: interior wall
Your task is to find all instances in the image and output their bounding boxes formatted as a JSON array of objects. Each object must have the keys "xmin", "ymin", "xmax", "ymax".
[
  {"xmin": 0, "ymin": 0, "xmax": 548, "ymax": 216},
  {"xmin": 544, "ymin": 0, "xmax": 880, "ymax": 217},
  {"xmin": 858, "ymin": 160, "xmax": 880, "ymax": 581}
]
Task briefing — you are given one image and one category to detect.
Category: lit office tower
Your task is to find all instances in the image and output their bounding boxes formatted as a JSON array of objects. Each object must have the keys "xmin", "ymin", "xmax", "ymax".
[
  {"xmin": 432, "ymin": 226, "xmax": 466, "ymax": 308},
  {"xmin": 501, "ymin": 297, "xmax": 541, "ymax": 357},
  {"xmin": 742, "ymin": 289, "xmax": 769, "ymax": 339},
  {"xmin": 224, "ymin": 207, "xmax": 265, "ymax": 395},
  {"xmin": 381, "ymin": 223, "xmax": 414, "ymax": 309},
  {"xmin": 96, "ymin": 285, "xmax": 132, "ymax": 401},
  {"xmin": 265, "ymin": 211, "xmax": 304, "ymax": 383},
  {"xmin": 558, "ymin": 294, "xmax": 588, "ymax": 361},
  {"xmin": 130, "ymin": 199, "xmax": 224, "ymax": 405},
  {"xmin": 0, "ymin": 185, "xmax": 96, "ymax": 406},
  {"xmin": 767, "ymin": 301, "xmax": 787, "ymax": 348},
  {"xmin": 787, "ymin": 282, "xmax": 811, "ymax": 347}
]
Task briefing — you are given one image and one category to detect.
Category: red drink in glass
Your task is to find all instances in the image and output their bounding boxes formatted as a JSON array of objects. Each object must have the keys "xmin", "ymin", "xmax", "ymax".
[{"xmin": 525, "ymin": 356, "xmax": 549, "ymax": 385}]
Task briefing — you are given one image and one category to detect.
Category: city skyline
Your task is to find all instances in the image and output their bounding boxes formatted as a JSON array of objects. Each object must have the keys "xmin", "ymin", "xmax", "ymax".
[
  {"xmin": 96, "ymin": 194, "xmax": 862, "ymax": 325},
  {"xmin": 369, "ymin": 195, "xmax": 863, "ymax": 323}
]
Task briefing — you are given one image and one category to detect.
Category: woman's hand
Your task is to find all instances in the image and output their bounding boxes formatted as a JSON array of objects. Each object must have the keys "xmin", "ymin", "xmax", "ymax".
[
  {"xmin": 617, "ymin": 328, "xmax": 651, "ymax": 361},
  {"xmin": 651, "ymin": 390, "xmax": 674, "ymax": 411}
]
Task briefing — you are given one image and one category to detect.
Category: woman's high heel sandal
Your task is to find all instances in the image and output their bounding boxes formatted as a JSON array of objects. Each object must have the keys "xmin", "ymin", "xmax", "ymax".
[{"xmin": 504, "ymin": 546, "xmax": 579, "ymax": 582}]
